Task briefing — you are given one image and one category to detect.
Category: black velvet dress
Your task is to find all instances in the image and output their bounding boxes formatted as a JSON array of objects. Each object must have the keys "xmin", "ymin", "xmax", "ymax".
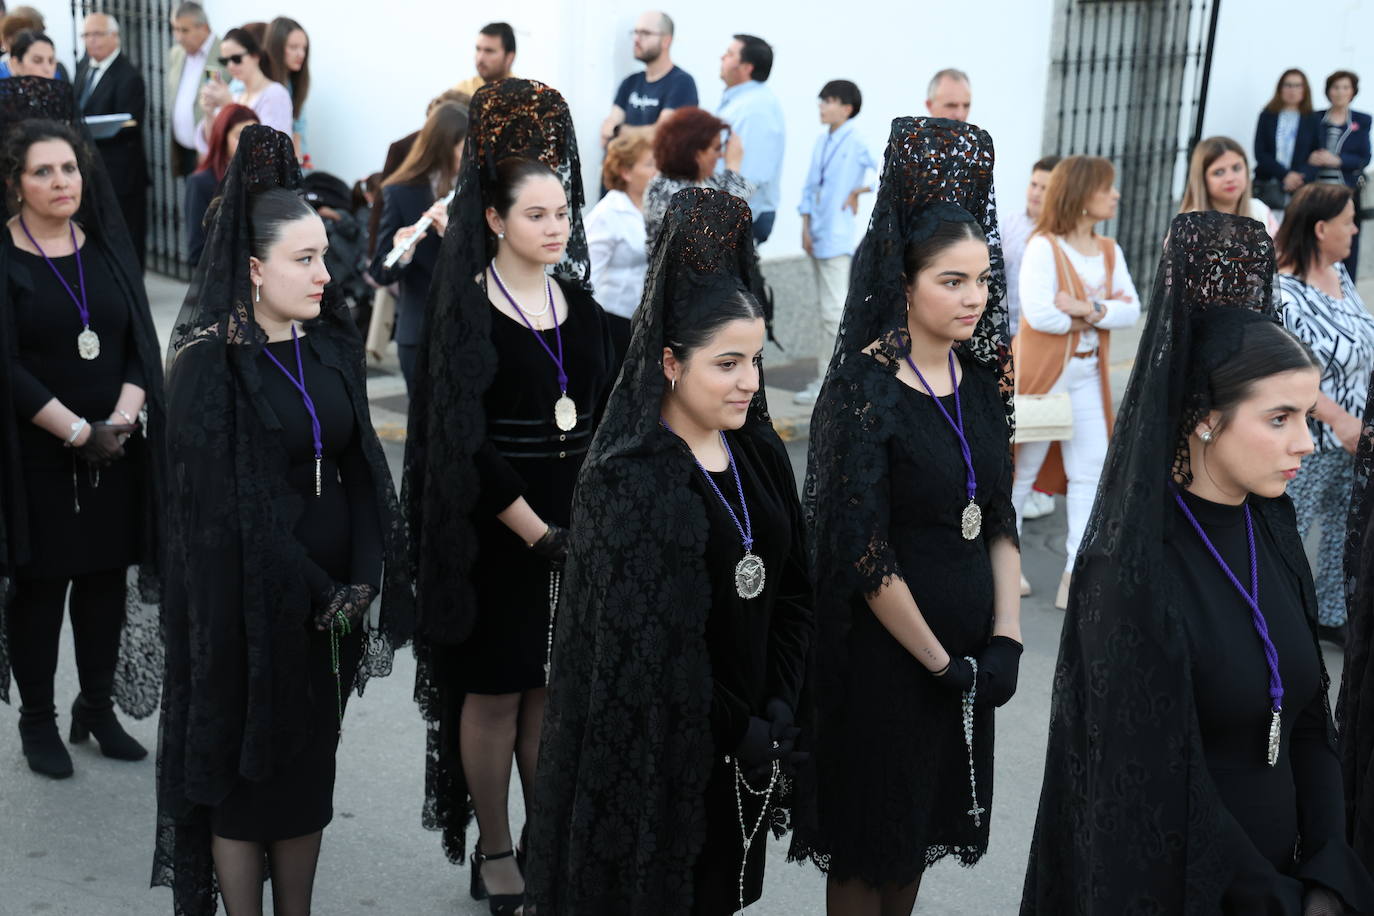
[
  {"xmin": 8, "ymin": 243, "xmax": 143, "ymax": 577},
  {"xmin": 803, "ymin": 349, "xmax": 1016, "ymax": 886},
  {"xmin": 690, "ymin": 428, "xmax": 811, "ymax": 913},
  {"xmin": 1167, "ymin": 489, "xmax": 1370, "ymax": 911},
  {"xmin": 453, "ymin": 279, "xmax": 617, "ymax": 694},
  {"xmin": 209, "ymin": 333, "xmax": 383, "ymax": 842}
]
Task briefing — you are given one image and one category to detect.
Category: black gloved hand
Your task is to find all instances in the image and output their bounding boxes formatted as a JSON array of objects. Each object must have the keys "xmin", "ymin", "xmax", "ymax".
[
  {"xmin": 764, "ymin": 697, "xmax": 808, "ymax": 776},
  {"xmin": 930, "ymin": 654, "xmax": 976, "ymax": 692},
  {"xmin": 976, "ymin": 636, "xmax": 1024, "ymax": 707},
  {"xmin": 313, "ymin": 583, "xmax": 377, "ymax": 632},
  {"xmin": 529, "ymin": 523, "xmax": 570, "ymax": 566},
  {"xmin": 76, "ymin": 421, "xmax": 134, "ymax": 465},
  {"xmin": 734, "ymin": 714, "xmax": 799, "ymax": 780}
]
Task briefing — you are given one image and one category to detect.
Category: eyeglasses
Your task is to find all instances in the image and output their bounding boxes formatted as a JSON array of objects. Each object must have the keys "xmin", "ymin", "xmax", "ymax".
[
  {"xmin": 218, "ymin": 53, "xmax": 246, "ymax": 66},
  {"xmin": 630, "ymin": 29, "xmax": 662, "ymax": 38}
]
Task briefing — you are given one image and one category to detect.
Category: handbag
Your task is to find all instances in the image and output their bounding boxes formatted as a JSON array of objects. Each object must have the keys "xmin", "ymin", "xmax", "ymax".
[
  {"xmin": 1013, "ymin": 334, "xmax": 1075, "ymax": 444},
  {"xmin": 1254, "ymin": 177, "xmax": 1290, "ymax": 211}
]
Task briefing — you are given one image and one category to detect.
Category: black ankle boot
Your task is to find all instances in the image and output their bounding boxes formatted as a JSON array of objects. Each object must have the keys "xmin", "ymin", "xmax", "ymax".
[
  {"xmin": 18, "ymin": 706, "xmax": 74, "ymax": 778},
  {"xmin": 70, "ymin": 695, "xmax": 147, "ymax": 760}
]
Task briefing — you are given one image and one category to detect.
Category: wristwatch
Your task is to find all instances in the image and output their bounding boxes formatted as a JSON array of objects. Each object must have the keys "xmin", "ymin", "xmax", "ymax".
[{"xmin": 1091, "ymin": 298, "xmax": 1105, "ymax": 315}]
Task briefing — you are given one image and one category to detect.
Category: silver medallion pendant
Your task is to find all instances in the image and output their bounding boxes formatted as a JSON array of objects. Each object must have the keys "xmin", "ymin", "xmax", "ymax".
[
  {"xmin": 961, "ymin": 500, "xmax": 982, "ymax": 540},
  {"xmin": 735, "ymin": 552, "xmax": 766, "ymax": 600},
  {"xmin": 1266, "ymin": 708, "xmax": 1281, "ymax": 767},
  {"xmin": 77, "ymin": 326, "xmax": 100, "ymax": 360},
  {"xmin": 554, "ymin": 394, "xmax": 578, "ymax": 432}
]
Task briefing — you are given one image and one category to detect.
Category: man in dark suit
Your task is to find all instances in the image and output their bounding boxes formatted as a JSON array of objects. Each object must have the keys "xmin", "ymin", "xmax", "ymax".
[{"xmin": 75, "ymin": 12, "xmax": 148, "ymax": 267}]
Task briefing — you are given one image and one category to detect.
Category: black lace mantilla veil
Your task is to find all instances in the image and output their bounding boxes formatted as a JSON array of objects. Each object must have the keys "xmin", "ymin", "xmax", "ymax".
[
  {"xmin": 153, "ymin": 125, "xmax": 412, "ymax": 916},
  {"xmin": 1020, "ymin": 211, "xmax": 1341, "ymax": 913},
  {"xmin": 0, "ymin": 76, "xmax": 166, "ymax": 716},
  {"xmin": 524, "ymin": 188, "xmax": 786, "ymax": 914},
  {"xmin": 1343, "ymin": 312, "xmax": 1374, "ymax": 867}
]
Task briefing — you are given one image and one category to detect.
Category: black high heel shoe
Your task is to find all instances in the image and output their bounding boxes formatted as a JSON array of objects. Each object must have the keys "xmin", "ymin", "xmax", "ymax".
[
  {"xmin": 470, "ymin": 844, "xmax": 524, "ymax": 915},
  {"xmin": 69, "ymin": 695, "xmax": 147, "ymax": 760}
]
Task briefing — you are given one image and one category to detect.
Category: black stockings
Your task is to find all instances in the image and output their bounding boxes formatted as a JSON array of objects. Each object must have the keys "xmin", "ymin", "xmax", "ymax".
[
  {"xmin": 7, "ymin": 570, "xmax": 126, "ymax": 710},
  {"xmin": 212, "ymin": 831, "xmax": 323, "ymax": 916},
  {"xmin": 826, "ymin": 873, "xmax": 924, "ymax": 916}
]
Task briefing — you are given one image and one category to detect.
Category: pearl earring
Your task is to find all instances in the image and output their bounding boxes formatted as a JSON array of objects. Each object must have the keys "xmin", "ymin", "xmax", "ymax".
[
  {"xmin": 254, "ymin": 284, "xmax": 261, "ymax": 304},
  {"xmin": 1200, "ymin": 430, "xmax": 1213, "ymax": 443},
  {"xmin": 498, "ymin": 231, "xmax": 505, "ymax": 239}
]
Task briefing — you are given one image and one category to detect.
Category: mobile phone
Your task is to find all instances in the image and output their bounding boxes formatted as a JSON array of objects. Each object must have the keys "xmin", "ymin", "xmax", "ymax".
[{"xmin": 202, "ymin": 66, "xmax": 219, "ymax": 84}]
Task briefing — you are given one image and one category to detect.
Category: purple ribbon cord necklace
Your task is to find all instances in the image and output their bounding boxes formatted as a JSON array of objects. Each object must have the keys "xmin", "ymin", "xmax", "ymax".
[
  {"xmin": 262, "ymin": 324, "xmax": 324, "ymax": 497},
  {"xmin": 490, "ymin": 260, "xmax": 578, "ymax": 432},
  {"xmin": 660, "ymin": 418, "xmax": 766, "ymax": 600},
  {"xmin": 21, "ymin": 217, "xmax": 99, "ymax": 360},
  {"xmin": 1172, "ymin": 485, "xmax": 1284, "ymax": 766},
  {"xmin": 905, "ymin": 349, "xmax": 980, "ymax": 540}
]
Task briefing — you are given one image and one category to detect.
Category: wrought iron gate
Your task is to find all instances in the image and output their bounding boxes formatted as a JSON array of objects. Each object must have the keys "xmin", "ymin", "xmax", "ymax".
[
  {"xmin": 70, "ymin": 0, "xmax": 189, "ymax": 279},
  {"xmin": 1042, "ymin": 0, "xmax": 1221, "ymax": 291}
]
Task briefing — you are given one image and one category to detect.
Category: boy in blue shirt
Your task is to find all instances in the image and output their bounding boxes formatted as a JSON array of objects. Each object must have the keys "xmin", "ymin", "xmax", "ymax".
[{"xmin": 796, "ymin": 79, "xmax": 877, "ymax": 404}]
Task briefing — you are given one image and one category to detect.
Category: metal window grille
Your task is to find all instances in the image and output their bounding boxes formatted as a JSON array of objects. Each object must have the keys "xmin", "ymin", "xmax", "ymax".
[
  {"xmin": 1042, "ymin": 0, "xmax": 1221, "ymax": 292},
  {"xmin": 70, "ymin": 0, "xmax": 189, "ymax": 279}
]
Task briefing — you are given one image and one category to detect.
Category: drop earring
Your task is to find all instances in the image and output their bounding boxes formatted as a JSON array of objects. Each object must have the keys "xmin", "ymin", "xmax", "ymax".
[
  {"xmin": 671, "ymin": 377, "xmax": 677, "ymax": 392},
  {"xmin": 254, "ymin": 284, "xmax": 261, "ymax": 304}
]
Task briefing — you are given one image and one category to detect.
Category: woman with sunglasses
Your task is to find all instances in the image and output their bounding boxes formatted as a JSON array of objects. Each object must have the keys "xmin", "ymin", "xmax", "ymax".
[{"xmin": 195, "ymin": 26, "xmax": 290, "ymax": 156}]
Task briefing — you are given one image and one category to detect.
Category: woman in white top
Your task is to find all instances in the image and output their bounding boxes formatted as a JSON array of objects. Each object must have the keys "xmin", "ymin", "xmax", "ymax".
[
  {"xmin": 585, "ymin": 129, "xmax": 656, "ymax": 355},
  {"xmin": 195, "ymin": 27, "xmax": 292, "ymax": 155},
  {"xmin": 1014, "ymin": 156, "xmax": 1141, "ymax": 608},
  {"xmin": 1180, "ymin": 135, "xmax": 1279, "ymax": 237}
]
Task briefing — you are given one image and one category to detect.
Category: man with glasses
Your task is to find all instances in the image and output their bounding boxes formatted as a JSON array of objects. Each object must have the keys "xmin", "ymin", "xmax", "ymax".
[
  {"xmin": 599, "ymin": 11, "xmax": 697, "ymax": 148},
  {"xmin": 76, "ymin": 12, "xmax": 149, "ymax": 266},
  {"xmin": 166, "ymin": 2, "xmax": 225, "ymax": 178}
]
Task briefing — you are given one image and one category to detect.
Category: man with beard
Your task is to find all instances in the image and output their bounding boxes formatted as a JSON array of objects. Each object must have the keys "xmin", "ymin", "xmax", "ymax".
[
  {"xmin": 452, "ymin": 22, "xmax": 517, "ymax": 97},
  {"xmin": 600, "ymin": 11, "xmax": 697, "ymax": 147}
]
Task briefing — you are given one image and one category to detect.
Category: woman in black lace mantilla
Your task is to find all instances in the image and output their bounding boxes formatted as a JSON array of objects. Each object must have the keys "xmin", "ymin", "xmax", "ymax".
[
  {"xmin": 402, "ymin": 79, "xmax": 618, "ymax": 914},
  {"xmin": 788, "ymin": 117, "xmax": 1022, "ymax": 914},
  {"xmin": 525, "ymin": 187, "xmax": 811, "ymax": 915},
  {"xmin": 1023, "ymin": 210, "xmax": 1374, "ymax": 915},
  {"xmin": 0, "ymin": 76, "xmax": 165, "ymax": 779},
  {"xmin": 153, "ymin": 125, "xmax": 412, "ymax": 916}
]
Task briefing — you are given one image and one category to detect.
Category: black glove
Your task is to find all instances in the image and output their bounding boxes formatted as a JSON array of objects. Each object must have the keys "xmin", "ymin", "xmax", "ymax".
[
  {"xmin": 529, "ymin": 523, "xmax": 570, "ymax": 566},
  {"xmin": 76, "ymin": 421, "xmax": 134, "ymax": 465},
  {"xmin": 976, "ymin": 636, "xmax": 1024, "ymax": 707},
  {"xmin": 764, "ymin": 697, "xmax": 808, "ymax": 776},
  {"xmin": 313, "ymin": 583, "xmax": 377, "ymax": 632},
  {"xmin": 930, "ymin": 655, "xmax": 976, "ymax": 692},
  {"xmin": 734, "ymin": 714, "xmax": 800, "ymax": 780}
]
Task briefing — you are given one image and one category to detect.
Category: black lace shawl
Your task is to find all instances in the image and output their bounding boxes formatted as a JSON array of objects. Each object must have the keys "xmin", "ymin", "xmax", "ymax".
[
  {"xmin": 0, "ymin": 76, "xmax": 165, "ymax": 716},
  {"xmin": 524, "ymin": 188, "xmax": 793, "ymax": 914},
  {"xmin": 152, "ymin": 126, "xmax": 413, "ymax": 916},
  {"xmin": 1020, "ymin": 211, "xmax": 1346, "ymax": 913}
]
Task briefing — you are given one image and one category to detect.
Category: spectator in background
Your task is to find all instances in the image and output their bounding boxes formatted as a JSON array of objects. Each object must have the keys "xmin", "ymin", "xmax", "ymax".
[
  {"xmin": 1014, "ymin": 156, "xmax": 1140, "ymax": 609},
  {"xmin": 367, "ymin": 88, "xmax": 469, "ymax": 258},
  {"xmin": 265, "ymin": 17, "xmax": 309, "ymax": 160},
  {"xmin": 1000, "ymin": 155, "xmax": 1061, "ymax": 529},
  {"xmin": 195, "ymin": 27, "xmax": 291, "ymax": 154},
  {"xmin": 75, "ymin": 13, "xmax": 149, "ymax": 267},
  {"xmin": 1179, "ymin": 136, "xmax": 1279, "ymax": 237},
  {"xmin": 184, "ymin": 103, "xmax": 257, "ymax": 265},
  {"xmin": 1277, "ymin": 182, "xmax": 1371, "ymax": 644},
  {"xmin": 166, "ymin": 1, "xmax": 223, "ymax": 178},
  {"xmin": 642, "ymin": 105, "xmax": 749, "ymax": 248},
  {"xmin": 0, "ymin": 7, "xmax": 67, "ymax": 81},
  {"xmin": 453, "ymin": 22, "xmax": 516, "ymax": 96},
  {"xmin": 600, "ymin": 11, "xmax": 697, "ymax": 148},
  {"xmin": 926, "ymin": 68, "xmax": 972, "ymax": 121},
  {"xmin": 585, "ymin": 129, "xmax": 656, "ymax": 353},
  {"xmin": 1254, "ymin": 68, "xmax": 1314, "ymax": 213},
  {"xmin": 368, "ymin": 102, "xmax": 468, "ymax": 389},
  {"xmin": 1301, "ymin": 71, "xmax": 1371, "ymax": 279},
  {"xmin": 717, "ymin": 33, "xmax": 784, "ymax": 243},
  {"xmin": 7, "ymin": 30, "xmax": 54, "ymax": 79},
  {"xmin": 794, "ymin": 79, "xmax": 876, "ymax": 405}
]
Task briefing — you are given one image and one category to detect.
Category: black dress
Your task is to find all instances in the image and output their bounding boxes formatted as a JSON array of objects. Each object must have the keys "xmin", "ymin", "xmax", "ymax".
[
  {"xmin": 1167, "ymin": 489, "xmax": 1364, "ymax": 910},
  {"xmin": 802, "ymin": 348, "xmax": 1015, "ymax": 886},
  {"xmin": 690, "ymin": 429, "xmax": 811, "ymax": 913},
  {"xmin": 209, "ymin": 333, "xmax": 383, "ymax": 842},
  {"xmin": 8, "ymin": 242, "xmax": 143, "ymax": 577},
  {"xmin": 452, "ymin": 279, "xmax": 617, "ymax": 694}
]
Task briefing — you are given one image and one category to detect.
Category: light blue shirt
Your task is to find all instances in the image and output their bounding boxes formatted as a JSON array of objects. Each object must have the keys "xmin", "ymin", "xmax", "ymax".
[
  {"xmin": 798, "ymin": 121, "xmax": 877, "ymax": 259},
  {"xmin": 717, "ymin": 80, "xmax": 785, "ymax": 214}
]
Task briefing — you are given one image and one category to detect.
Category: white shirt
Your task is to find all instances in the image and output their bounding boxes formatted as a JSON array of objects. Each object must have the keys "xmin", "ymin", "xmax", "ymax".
[
  {"xmin": 1018, "ymin": 234, "xmax": 1141, "ymax": 350},
  {"xmin": 172, "ymin": 34, "xmax": 213, "ymax": 149},
  {"xmin": 81, "ymin": 47, "xmax": 120, "ymax": 98},
  {"xmin": 585, "ymin": 189, "xmax": 648, "ymax": 320},
  {"xmin": 1000, "ymin": 208, "xmax": 1035, "ymax": 336}
]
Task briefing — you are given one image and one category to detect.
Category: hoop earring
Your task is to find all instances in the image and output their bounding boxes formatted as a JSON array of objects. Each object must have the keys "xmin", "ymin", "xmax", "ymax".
[
  {"xmin": 671, "ymin": 377, "xmax": 677, "ymax": 393},
  {"xmin": 254, "ymin": 284, "xmax": 261, "ymax": 304}
]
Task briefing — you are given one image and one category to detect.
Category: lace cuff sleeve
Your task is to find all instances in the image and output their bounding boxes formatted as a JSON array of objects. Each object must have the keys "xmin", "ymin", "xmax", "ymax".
[{"xmin": 981, "ymin": 436, "xmax": 1019, "ymax": 548}]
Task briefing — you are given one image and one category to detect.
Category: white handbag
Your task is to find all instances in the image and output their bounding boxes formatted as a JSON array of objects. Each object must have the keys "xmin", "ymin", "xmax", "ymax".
[{"xmin": 1013, "ymin": 335, "xmax": 1075, "ymax": 444}]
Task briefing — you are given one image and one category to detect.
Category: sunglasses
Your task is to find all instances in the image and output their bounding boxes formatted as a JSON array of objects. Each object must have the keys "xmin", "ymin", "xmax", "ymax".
[{"xmin": 217, "ymin": 53, "xmax": 247, "ymax": 66}]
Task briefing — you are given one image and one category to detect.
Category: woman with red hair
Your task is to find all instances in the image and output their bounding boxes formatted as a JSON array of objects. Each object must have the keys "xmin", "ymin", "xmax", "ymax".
[
  {"xmin": 642, "ymin": 105, "xmax": 749, "ymax": 248},
  {"xmin": 184, "ymin": 104, "xmax": 259, "ymax": 265}
]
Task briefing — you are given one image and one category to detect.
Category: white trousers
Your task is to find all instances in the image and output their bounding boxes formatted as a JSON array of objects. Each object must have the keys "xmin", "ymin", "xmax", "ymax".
[
  {"xmin": 1011, "ymin": 354, "xmax": 1109, "ymax": 573},
  {"xmin": 811, "ymin": 254, "xmax": 851, "ymax": 379}
]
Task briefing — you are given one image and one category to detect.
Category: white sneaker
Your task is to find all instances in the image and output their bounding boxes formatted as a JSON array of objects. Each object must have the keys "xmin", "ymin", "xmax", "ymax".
[
  {"xmin": 1023, "ymin": 490, "xmax": 1055, "ymax": 520},
  {"xmin": 792, "ymin": 380, "xmax": 822, "ymax": 406}
]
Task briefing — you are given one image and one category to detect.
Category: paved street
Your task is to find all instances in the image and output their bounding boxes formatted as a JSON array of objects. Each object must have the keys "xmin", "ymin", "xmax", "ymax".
[{"xmin": 0, "ymin": 273, "xmax": 1357, "ymax": 914}]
